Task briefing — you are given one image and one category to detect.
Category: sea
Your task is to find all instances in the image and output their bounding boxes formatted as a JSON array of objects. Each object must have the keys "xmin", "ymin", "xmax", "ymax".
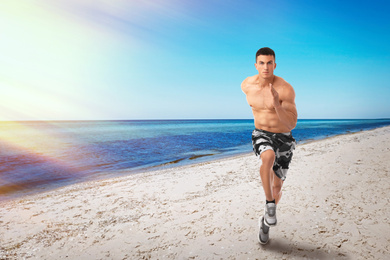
[{"xmin": 1, "ymin": 119, "xmax": 390, "ymax": 201}]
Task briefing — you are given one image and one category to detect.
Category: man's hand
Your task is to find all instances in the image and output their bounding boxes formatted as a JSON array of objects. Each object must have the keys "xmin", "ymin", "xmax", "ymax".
[{"xmin": 268, "ymin": 83, "xmax": 281, "ymax": 108}]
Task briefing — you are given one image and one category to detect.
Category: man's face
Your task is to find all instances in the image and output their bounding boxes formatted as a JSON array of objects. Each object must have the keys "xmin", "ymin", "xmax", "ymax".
[{"xmin": 255, "ymin": 55, "xmax": 276, "ymax": 79}]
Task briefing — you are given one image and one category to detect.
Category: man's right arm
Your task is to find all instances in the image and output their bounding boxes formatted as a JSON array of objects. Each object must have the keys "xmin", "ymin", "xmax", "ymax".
[
  {"xmin": 241, "ymin": 75, "xmax": 255, "ymax": 94},
  {"xmin": 273, "ymin": 84, "xmax": 298, "ymax": 131}
]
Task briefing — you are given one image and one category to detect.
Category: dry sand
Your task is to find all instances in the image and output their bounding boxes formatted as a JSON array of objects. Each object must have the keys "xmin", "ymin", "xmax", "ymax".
[{"xmin": 1, "ymin": 126, "xmax": 390, "ymax": 260}]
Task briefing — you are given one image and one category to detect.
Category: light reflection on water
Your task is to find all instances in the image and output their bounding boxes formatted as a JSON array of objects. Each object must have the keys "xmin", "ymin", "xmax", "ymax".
[{"xmin": 1, "ymin": 119, "xmax": 390, "ymax": 200}]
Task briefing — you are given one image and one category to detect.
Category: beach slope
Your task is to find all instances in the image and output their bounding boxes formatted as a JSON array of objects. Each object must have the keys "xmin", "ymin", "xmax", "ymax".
[{"xmin": 1, "ymin": 127, "xmax": 390, "ymax": 259}]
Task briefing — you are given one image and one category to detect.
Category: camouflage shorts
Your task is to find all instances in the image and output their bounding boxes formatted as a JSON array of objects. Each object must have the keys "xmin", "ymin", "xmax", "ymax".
[{"xmin": 252, "ymin": 128, "xmax": 296, "ymax": 181}]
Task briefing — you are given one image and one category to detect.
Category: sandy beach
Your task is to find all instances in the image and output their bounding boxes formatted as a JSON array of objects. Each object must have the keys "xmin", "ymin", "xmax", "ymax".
[{"xmin": 1, "ymin": 126, "xmax": 390, "ymax": 259}]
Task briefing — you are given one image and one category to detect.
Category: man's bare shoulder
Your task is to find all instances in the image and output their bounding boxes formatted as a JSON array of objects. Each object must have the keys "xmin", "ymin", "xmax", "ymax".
[
  {"xmin": 275, "ymin": 76, "xmax": 295, "ymax": 92},
  {"xmin": 241, "ymin": 75, "xmax": 258, "ymax": 93},
  {"xmin": 274, "ymin": 76, "xmax": 295, "ymax": 101},
  {"xmin": 274, "ymin": 76, "xmax": 292, "ymax": 88}
]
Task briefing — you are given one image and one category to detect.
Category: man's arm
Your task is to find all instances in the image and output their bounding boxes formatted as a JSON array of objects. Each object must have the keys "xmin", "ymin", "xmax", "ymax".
[{"xmin": 269, "ymin": 83, "xmax": 298, "ymax": 131}]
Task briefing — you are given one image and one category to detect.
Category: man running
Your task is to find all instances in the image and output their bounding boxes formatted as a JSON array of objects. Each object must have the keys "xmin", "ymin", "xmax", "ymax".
[{"xmin": 241, "ymin": 47, "xmax": 298, "ymax": 244}]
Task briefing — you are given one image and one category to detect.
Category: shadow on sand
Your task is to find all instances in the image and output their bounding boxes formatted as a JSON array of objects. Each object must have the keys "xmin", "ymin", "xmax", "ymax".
[{"xmin": 259, "ymin": 238, "xmax": 350, "ymax": 259}]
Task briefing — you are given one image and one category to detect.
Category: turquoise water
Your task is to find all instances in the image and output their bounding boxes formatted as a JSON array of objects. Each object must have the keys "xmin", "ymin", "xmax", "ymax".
[{"xmin": 1, "ymin": 119, "xmax": 390, "ymax": 200}]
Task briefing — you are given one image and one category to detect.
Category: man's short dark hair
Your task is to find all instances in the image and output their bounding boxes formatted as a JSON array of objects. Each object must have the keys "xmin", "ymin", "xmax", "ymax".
[{"xmin": 256, "ymin": 47, "xmax": 275, "ymax": 62}]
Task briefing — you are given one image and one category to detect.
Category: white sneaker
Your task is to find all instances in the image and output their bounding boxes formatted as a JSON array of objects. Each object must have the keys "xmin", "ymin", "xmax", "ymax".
[
  {"xmin": 264, "ymin": 203, "xmax": 277, "ymax": 226},
  {"xmin": 258, "ymin": 216, "xmax": 270, "ymax": 244}
]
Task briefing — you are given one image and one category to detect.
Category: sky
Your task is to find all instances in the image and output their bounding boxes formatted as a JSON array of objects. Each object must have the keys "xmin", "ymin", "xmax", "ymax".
[{"xmin": 1, "ymin": 0, "xmax": 390, "ymax": 120}]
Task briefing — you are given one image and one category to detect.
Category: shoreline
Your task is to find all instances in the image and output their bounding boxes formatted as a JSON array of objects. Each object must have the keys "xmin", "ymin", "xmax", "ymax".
[
  {"xmin": 1, "ymin": 125, "xmax": 388, "ymax": 203},
  {"xmin": 1, "ymin": 126, "xmax": 390, "ymax": 259}
]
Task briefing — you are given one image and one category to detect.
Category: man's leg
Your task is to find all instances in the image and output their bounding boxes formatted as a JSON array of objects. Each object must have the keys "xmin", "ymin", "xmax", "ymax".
[
  {"xmin": 272, "ymin": 175, "xmax": 283, "ymax": 205},
  {"xmin": 259, "ymin": 149, "xmax": 276, "ymax": 202},
  {"xmin": 260, "ymin": 150, "xmax": 275, "ymax": 201},
  {"xmin": 260, "ymin": 149, "xmax": 278, "ymax": 226}
]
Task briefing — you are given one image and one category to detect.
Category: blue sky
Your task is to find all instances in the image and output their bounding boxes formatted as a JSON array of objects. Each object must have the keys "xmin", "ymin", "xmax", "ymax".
[{"xmin": 1, "ymin": 0, "xmax": 389, "ymax": 120}]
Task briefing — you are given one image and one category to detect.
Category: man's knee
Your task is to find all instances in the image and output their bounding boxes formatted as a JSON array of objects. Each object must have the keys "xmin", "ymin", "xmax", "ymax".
[{"xmin": 260, "ymin": 149, "xmax": 275, "ymax": 167}]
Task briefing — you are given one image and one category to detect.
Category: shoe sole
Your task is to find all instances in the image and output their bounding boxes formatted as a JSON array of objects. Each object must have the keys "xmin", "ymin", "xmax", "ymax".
[
  {"xmin": 258, "ymin": 235, "xmax": 268, "ymax": 245},
  {"xmin": 258, "ymin": 237, "xmax": 268, "ymax": 245}
]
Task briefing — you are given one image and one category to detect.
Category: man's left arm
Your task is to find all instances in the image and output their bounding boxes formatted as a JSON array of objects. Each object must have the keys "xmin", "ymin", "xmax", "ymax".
[{"xmin": 270, "ymin": 84, "xmax": 298, "ymax": 131}]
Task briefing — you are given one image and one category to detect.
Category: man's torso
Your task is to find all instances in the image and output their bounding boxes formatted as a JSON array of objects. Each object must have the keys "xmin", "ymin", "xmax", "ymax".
[{"xmin": 242, "ymin": 75, "xmax": 291, "ymax": 133}]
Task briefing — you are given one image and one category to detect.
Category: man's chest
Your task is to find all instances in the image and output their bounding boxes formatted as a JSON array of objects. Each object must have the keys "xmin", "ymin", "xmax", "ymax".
[{"xmin": 246, "ymin": 88, "xmax": 275, "ymax": 110}]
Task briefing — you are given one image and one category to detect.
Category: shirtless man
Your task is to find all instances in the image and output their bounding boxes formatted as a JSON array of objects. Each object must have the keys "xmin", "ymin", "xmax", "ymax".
[{"xmin": 241, "ymin": 47, "xmax": 298, "ymax": 244}]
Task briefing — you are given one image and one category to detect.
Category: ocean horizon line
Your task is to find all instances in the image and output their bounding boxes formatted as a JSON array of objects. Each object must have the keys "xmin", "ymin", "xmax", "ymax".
[{"xmin": 1, "ymin": 118, "xmax": 390, "ymax": 122}]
